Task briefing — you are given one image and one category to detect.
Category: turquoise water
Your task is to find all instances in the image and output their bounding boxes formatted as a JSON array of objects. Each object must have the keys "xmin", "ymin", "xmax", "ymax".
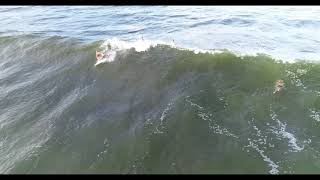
[{"xmin": 0, "ymin": 6, "xmax": 320, "ymax": 174}]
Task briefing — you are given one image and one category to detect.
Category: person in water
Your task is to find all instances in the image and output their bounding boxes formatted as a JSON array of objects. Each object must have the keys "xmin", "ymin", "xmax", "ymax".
[
  {"xmin": 96, "ymin": 50, "xmax": 105, "ymax": 61},
  {"xmin": 96, "ymin": 43, "xmax": 112, "ymax": 61},
  {"xmin": 273, "ymin": 79, "xmax": 285, "ymax": 94}
]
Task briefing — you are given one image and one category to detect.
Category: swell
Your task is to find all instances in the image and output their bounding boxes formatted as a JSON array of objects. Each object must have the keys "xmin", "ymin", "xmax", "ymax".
[{"xmin": 1, "ymin": 35, "xmax": 320, "ymax": 173}]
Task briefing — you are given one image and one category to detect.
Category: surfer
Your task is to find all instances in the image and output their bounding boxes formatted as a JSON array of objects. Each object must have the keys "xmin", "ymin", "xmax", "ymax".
[
  {"xmin": 96, "ymin": 50, "xmax": 105, "ymax": 61},
  {"xmin": 273, "ymin": 79, "xmax": 285, "ymax": 94}
]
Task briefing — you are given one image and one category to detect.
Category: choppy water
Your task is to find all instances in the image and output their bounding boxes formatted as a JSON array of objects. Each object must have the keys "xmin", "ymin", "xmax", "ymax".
[
  {"xmin": 1, "ymin": 6, "xmax": 320, "ymax": 61},
  {"xmin": 1, "ymin": 6, "xmax": 320, "ymax": 174}
]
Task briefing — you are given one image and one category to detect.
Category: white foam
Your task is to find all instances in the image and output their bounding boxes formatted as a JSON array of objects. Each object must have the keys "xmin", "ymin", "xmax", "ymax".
[
  {"xmin": 245, "ymin": 121, "xmax": 279, "ymax": 174},
  {"xmin": 96, "ymin": 36, "xmax": 309, "ymax": 68},
  {"xmin": 186, "ymin": 97, "xmax": 238, "ymax": 138},
  {"xmin": 97, "ymin": 138, "xmax": 109, "ymax": 159},
  {"xmin": 101, "ymin": 38, "xmax": 161, "ymax": 52},
  {"xmin": 98, "ymin": 37, "xmax": 297, "ymax": 64},
  {"xmin": 160, "ymin": 102, "xmax": 174, "ymax": 125},
  {"xmin": 98, "ymin": 37, "xmax": 241, "ymax": 63},
  {"xmin": 309, "ymin": 109, "xmax": 320, "ymax": 122},
  {"xmin": 285, "ymin": 70, "xmax": 307, "ymax": 89},
  {"xmin": 98, "ymin": 38, "xmax": 171, "ymax": 63},
  {"xmin": 246, "ymin": 140, "xmax": 279, "ymax": 174},
  {"xmin": 270, "ymin": 110, "xmax": 304, "ymax": 152},
  {"xmin": 154, "ymin": 101, "xmax": 174, "ymax": 134},
  {"xmin": 186, "ymin": 98, "xmax": 204, "ymax": 110}
]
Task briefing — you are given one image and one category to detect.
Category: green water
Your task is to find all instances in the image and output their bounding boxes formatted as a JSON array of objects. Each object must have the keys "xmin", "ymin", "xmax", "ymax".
[{"xmin": 1, "ymin": 35, "xmax": 320, "ymax": 174}]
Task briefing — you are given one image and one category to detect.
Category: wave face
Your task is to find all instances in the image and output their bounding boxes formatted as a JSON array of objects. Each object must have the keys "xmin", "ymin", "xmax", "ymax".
[{"xmin": 1, "ymin": 35, "xmax": 320, "ymax": 174}]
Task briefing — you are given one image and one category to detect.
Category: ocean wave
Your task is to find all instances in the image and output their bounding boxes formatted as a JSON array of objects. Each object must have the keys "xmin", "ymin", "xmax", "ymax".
[{"xmin": 0, "ymin": 34, "xmax": 320, "ymax": 173}]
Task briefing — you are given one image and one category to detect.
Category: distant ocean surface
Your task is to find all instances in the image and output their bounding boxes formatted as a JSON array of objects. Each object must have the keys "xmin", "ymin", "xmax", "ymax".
[{"xmin": 1, "ymin": 6, "xmax": 320, "ymax": 174}]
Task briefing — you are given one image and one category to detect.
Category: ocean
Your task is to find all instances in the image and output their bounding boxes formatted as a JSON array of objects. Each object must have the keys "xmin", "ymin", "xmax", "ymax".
[{"xmin": 0, "ymin": 6, "xmax": 320, "ymax": 174}]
